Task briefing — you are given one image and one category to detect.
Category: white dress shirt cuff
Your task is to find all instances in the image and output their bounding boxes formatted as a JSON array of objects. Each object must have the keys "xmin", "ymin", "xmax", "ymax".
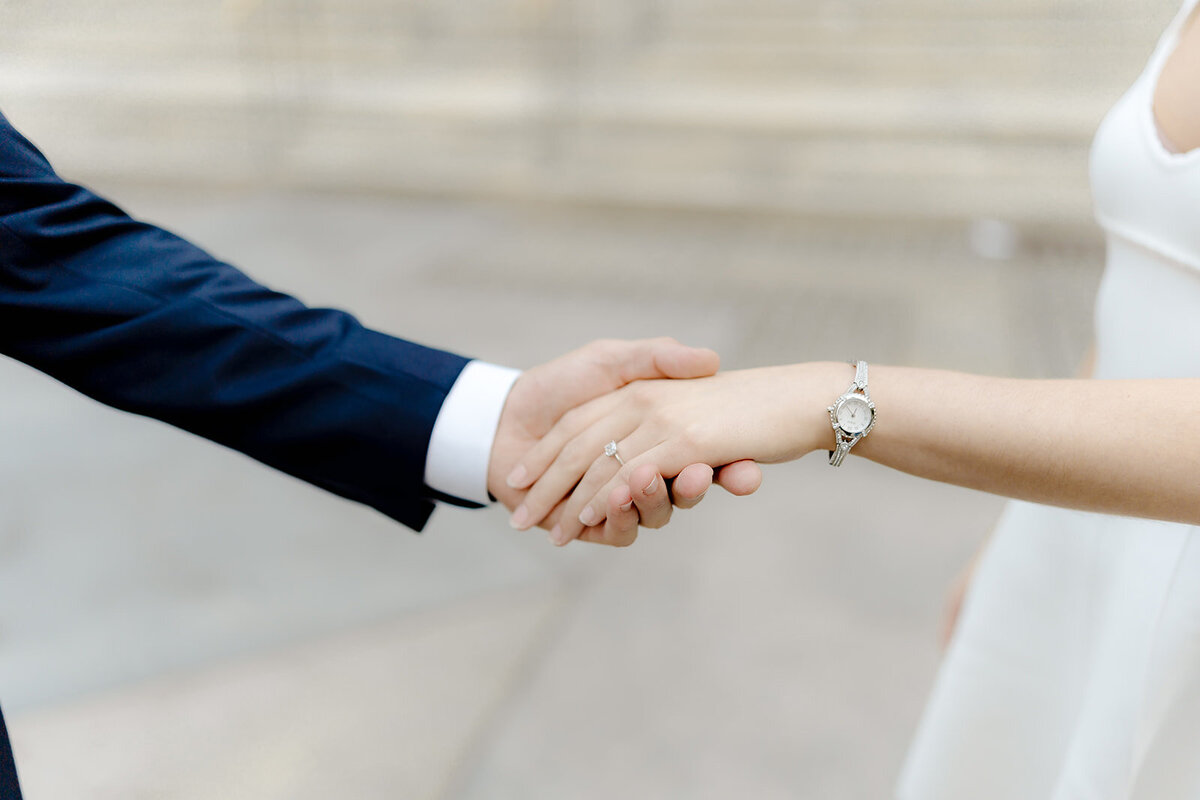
[{"xmin": 424, "ymin": 360, "xmax": 521, "ymax": 506}]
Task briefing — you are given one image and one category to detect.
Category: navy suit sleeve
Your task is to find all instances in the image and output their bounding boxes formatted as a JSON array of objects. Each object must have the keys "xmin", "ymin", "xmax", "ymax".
[{"xmin": 0, "ymin": 111, "xmax": 472, "ymax": 531}]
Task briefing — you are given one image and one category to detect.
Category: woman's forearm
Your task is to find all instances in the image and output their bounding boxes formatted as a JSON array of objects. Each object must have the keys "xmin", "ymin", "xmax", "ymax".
[
  {"xmin": 834, "ymin": 363, "xmax": 1200, "ymax": 525},
  {"xmin": 512, "ymin": 360, "xmax": 1200, "ymax": 543}
]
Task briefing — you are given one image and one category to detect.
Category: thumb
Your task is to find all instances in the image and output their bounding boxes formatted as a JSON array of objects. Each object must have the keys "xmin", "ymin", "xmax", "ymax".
[{"xmin": 601, "ymin": 337, "xmax": 720, "ymax": 384}]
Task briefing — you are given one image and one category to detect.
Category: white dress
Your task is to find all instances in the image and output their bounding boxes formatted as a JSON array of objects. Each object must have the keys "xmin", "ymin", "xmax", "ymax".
[{"xmin": 897, "ymin": 2, "xmax": 1200, "ymax": 798}]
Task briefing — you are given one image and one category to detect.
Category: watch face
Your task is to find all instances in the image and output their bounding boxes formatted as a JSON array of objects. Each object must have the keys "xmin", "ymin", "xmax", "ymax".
[{"xmin": 835, "ymin": 395, "xmax": 873, "ymax": 434}]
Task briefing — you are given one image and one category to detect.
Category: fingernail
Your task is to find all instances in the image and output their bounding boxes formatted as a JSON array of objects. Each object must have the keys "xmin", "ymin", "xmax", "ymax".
[
  {"xmin": 578, "ymin": 506, "xmax": 598, "ymax": 527},
  {"xmin": 642, "ymin": 476, "xmax": 658, "ymax": 496},
  {"xmin": 619, "ymin": 498, "xmax": 634, "ymax": 512},
  {"xmin": 510, "ymin": 504, "xmax": 531, "ymax": 530},
  {"xmin": 549, "ymin": 525, "xmax": 567, "ymax": 546},
  {"xmin": 506, "ymin": 465, "xmax": 527, "ymax": 488}
]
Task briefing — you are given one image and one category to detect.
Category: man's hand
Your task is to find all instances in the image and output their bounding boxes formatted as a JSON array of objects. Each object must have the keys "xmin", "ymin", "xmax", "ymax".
[
  {"xmin": 595, "ymin": 461, "xmax": 762, "ymax": 547},
  {"xmin": 487, "ymin": 338, "xmax": 762, "ymax": 546}
]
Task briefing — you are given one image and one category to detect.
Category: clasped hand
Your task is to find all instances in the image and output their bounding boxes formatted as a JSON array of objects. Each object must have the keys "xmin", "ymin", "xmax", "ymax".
[{"xmin": 486, "ymin": 338, "xmax": 766, "ymax": 547}]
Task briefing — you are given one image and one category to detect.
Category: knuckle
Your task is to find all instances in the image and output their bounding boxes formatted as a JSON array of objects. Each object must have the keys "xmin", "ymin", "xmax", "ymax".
[
  {"xmin": 522, "ymin": 489, "xmax": 552, "ymax": 518},
  {"xmin": 678, "ymin": 422, "xmax": 709, "ymax": 450},
  {"xmin": 630, "ymin": 382, "xmax": 658, "ymax": 409},
  {"xmin": 558, "ymin": 439, "xmax": 580, "ymax": 466},
  {"xmin": 647, "ymin": 405, "xmax": 674, "ymax": 429},
  {"xmin": 560, "ymin": 439, "xmax": 593, "ymax": 470},
  {"xmin": 609, "ymin": 530, "xmax": 637, "ymax": 548},
  {"xmin": 644, "ymin": 500, "xmax": 672, "ymax": 528}
]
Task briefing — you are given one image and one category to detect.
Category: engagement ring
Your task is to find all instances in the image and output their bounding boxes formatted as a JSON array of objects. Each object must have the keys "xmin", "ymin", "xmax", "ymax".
[{"xmin": 604, "ymin": 440, "xmax": 625, "ymax": 466}]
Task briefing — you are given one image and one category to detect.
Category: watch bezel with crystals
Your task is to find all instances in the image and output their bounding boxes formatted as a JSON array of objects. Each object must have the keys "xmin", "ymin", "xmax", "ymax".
[
  {"xmin": 832, "ymin": 394, "xmax": 875, "ymax": 435},
  {"xmin": 827, "ymin": 360, "xmax": 876, "ymax": 466}
]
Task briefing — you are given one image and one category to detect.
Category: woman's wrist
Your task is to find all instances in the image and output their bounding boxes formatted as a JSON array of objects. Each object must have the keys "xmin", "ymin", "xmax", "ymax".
[
  {"xmin": 792, "ymin": 361, "xmax": 863, "ymax": 458},
  {"xmin": 736, "ymin": 361, "xmax": 858, "ymax": 463}
]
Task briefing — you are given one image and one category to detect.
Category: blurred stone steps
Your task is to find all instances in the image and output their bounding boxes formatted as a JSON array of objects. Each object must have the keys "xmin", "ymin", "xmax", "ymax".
[
  {"xmin": 0, "ymin": 119, "xmax": 1086, "ymax": 208},
  {"xmin": 4, "ymin": 3, "xmax": 1157, "ymax": 78},
  {"xmin": 0, "ymin": 0, "xmax": 1177, "ymax": 229},
  {"xmin": 0, "ymin": 67, "xmax": 1099, "ymax": 226},
  {"xmin": 669, "ymin": 0, "xmax": 1138, "ymax": 19}
]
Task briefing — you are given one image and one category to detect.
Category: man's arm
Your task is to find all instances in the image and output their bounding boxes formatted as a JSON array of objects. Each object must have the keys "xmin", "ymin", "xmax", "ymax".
[
  {"xmin": 0, "ymin": 110, "xmax": 755, "ymax": 536},
  {"xmin": 0, "ymin": 110, "xmax": 471, "ymax": 529}
]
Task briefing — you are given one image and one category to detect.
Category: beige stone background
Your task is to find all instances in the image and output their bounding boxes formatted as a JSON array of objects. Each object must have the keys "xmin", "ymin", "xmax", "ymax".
[{"xmin": 0, "ymin": 0, "xmax": 1179, "ymax": 797}]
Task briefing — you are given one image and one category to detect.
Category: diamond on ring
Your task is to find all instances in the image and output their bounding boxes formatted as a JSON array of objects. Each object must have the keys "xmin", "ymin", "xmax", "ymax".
[{"xmin": 604, "ymin": 440, "xmax": 625, "ymax": 466}]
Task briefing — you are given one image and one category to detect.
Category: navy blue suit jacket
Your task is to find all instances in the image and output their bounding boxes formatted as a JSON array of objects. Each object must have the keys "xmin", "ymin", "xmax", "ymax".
[
  {"xmin": 0, "ymin": 110, "xmax": 477, "ymax": 529},
  {"xmin": 0, "ymin": 110, "xmax": 480, "ymax": 796}
]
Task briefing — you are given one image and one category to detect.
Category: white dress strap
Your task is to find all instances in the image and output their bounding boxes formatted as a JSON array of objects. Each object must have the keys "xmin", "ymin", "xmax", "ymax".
[{"xmin": 1148, "ymin": 0, "xmax": 1200, "ymax": 75}]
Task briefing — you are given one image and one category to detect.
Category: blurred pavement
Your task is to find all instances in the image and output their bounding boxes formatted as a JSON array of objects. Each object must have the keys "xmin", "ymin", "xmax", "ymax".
[{"xmin": 0, "ymin": 187, "xmax": 1091, "ymax": 798}]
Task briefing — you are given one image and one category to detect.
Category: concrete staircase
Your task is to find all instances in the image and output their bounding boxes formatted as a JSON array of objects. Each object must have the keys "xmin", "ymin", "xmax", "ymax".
[{"xmin": 0, "ymin": 0, "xmax": 1176, "ymax": 230}]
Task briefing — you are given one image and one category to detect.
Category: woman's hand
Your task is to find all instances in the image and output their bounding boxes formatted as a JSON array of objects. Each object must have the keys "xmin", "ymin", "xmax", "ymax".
[
  {"xmin": 506, "ymin": 363, "xmax": 848, "ymax": 545},
  {"xmin": 487, "ymin": 336, "xmax": 766, "ymax": 547}
]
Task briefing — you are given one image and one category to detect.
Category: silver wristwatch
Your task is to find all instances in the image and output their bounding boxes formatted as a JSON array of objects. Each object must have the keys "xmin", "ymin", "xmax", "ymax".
[{"xmin": 827, "ymin": 360, "xmax": 876, "ymax": 467}]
